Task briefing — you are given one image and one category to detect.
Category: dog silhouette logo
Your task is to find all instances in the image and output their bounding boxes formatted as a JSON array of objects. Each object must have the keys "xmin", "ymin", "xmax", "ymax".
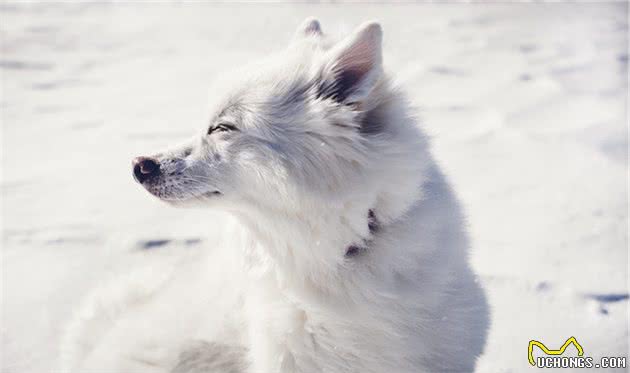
[{"xmin": 528, "ymin": 337, "xmax": 584, "ymax": 366}]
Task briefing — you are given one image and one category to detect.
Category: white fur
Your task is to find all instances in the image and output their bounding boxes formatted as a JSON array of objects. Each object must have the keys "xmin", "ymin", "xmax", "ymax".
[{"xmin": 61, "ymin": 20, "xmax": 488, "ymax": 373}]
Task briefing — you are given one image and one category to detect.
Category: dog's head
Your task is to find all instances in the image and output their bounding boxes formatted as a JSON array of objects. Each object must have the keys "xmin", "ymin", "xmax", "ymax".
[{"xmin": 133, "ymin": 19, "xmax": 427, "ymax": 220}]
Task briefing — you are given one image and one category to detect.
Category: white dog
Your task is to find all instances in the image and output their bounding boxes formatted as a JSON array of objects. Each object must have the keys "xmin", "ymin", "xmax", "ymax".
[{"xmin": 61, "ymin": 19, "xmax": 488, "ymax": 373}]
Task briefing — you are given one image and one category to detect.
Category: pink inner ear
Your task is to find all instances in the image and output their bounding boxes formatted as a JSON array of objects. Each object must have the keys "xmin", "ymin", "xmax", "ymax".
[
  {"xmin": 337, "ymin": 25, "xmax": 381, "ymax": 71},
  {"xmin": 336, "ymin": 41, "xmax": 376, "ymax": 79},
  {"xmin": 315, "ymin": 23, "xmax": 383, "ymax": 103},
  {"xmin": 329, "ymin": 25, "xmax": 382, "ymax": 101}
]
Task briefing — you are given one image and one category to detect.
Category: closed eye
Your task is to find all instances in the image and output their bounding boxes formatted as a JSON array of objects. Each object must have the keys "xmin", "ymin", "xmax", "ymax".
[{"xmin": 208, "ymin": 122, "xmax": 238, "ymax": 135}]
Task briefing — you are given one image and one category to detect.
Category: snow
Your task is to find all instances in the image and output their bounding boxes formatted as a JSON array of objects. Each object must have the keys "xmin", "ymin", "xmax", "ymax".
[{"xmin": 1, "ymin": 3, "xmax": 627, "ymax": 372}]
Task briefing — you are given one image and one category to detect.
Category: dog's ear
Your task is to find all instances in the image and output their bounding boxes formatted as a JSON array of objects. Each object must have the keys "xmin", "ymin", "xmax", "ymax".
[
  {"xmin": 295, "ymin": 17, "xmax": 322, "ymax": 38},
  {"xmin": 318, "ymin": 22, "xmax": 383, "ymax": 104}
]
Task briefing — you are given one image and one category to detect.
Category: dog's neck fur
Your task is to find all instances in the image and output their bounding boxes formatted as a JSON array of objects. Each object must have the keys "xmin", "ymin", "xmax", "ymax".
[{"xmin": 228, "ymin": 181, "xmax": 422, "ymax": 299}]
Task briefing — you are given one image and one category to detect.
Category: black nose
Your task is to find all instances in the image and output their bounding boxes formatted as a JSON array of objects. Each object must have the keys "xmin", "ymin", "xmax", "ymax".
[{"xmin": 132, "ymin": 156, "xmax": 160, "ymax": 183}]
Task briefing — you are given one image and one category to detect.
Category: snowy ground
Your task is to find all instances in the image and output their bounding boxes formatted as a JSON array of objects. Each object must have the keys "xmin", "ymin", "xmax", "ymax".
[{"xmin": 1, "ymin": 3, "xmax": 628, "ymax": 372}]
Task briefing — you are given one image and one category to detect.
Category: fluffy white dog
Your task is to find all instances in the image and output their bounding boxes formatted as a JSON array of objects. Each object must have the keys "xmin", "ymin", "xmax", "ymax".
[{"xmin": 61, "ymin": 19, "xmax": 488, "ymax": 373}]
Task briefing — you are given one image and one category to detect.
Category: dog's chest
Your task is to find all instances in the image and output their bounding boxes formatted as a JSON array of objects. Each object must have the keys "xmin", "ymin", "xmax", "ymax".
[{"xmin": 244, "ymin": 280, "xmax": 392, "ymax": 373}]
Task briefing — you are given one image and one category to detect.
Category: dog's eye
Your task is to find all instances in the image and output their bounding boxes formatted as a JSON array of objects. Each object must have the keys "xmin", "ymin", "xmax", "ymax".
[{"xmin": 208, "ymin": 123, "xmax": 237, "ymax": 135}]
